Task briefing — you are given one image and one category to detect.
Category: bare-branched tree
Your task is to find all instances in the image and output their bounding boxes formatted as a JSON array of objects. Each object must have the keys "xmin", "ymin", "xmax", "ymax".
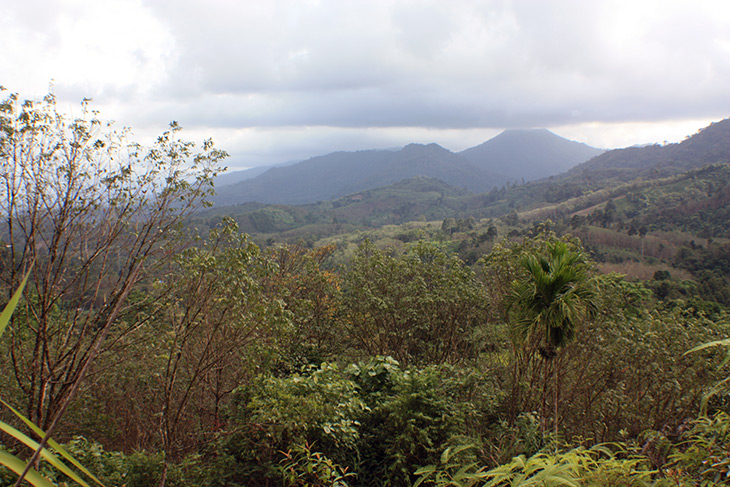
[{"xmin": 0, "ymin": 86, "xmax": 226, "ymax": 435}]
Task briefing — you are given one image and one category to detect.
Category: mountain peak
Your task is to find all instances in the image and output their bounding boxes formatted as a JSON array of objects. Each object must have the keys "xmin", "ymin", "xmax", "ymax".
[
  {"xmin": 460, "ymin": 130, "xmax": 604, "ymax": 182},
  {"xmin": 500, "ymin": 127, "xmax": 552, "ymax": 135},
  {"xmin": 401, "ymin": 142, "xmax": 447, "ymax": 152}
]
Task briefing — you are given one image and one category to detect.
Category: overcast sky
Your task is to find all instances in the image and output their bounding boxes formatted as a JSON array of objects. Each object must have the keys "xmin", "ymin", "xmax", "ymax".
[{"xmin": 2, "ymin": 0, "xmax": 730, "ymax": 170}]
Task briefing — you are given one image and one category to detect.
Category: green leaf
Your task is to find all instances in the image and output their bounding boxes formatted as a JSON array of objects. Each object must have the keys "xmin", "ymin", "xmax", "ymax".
[
  {"xmin": 684, "ymin": 338, "xmax": 730, "ymax": 356},
  {"xmin": 0, "ymin": 420, "xmax": 92, "ymax": 487},
  {"xmin": 0, "ymin": 449, "xmax": 55, "ymax": 487},
  {"xmin": 1, "ymin": 400, "xmax": 105, "ymax": 487},
  {"xmin": 413, "ymin": 466, "xmax": 435, "ymax": 486},
  {"xmin": 0, "ymin": 266, "xmax": 32, "ymax": 338}
]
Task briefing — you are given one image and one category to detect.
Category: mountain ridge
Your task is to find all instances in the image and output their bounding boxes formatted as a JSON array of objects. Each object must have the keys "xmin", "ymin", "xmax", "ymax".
[
  {"xmin": 568, "ymin": 118, "xmax": 730, "ymax": 181},
  {"xmin": 213, "ymin": 130, "xmax": 603, "ymax": 206}
]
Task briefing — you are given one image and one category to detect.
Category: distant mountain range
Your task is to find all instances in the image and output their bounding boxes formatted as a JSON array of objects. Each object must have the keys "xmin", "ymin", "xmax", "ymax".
[
  {"xmin": 197, "ymin": 118, "xmax": 730, "ymax": 237},
  {"xmin": 212, "ymin": 129, "xmax": 605, "ymax": 206}
]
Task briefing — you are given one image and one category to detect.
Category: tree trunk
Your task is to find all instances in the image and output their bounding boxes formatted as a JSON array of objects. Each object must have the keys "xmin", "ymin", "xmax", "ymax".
[
  {"xmin": 158, "ymin": 461, "xmax": 168, "ymax": 487},
  {"xmin": 554, "ymin": 355, "xmax": 560, "ymax": 452},
  {"xmin": 541, "ymin": 359, "xmax": 550, "ymax": 436}
]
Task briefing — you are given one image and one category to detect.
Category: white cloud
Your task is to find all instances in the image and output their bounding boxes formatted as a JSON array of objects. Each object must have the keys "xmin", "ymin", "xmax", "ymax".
[
  {"xmin": 1, "ymin": 0, "xmax": 175, "ymax": 99},
  {"xmin": 552, "ymin": 118, "xmax": 720, "ymax": 150},
  {"xmin": 3, "ymin": 0, "xmax": 730, "ymax": 167}
]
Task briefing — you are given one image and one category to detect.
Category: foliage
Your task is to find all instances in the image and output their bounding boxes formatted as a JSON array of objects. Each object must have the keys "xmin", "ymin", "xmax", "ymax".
[
  {"xmin": 478, "ymin": 225, "xmax": 585, "ymax": 321},
  {"xmin": 244, "ymin": 363, "xmax": 367, "ymax": 451},
  {"xmin": 506, "ymin": 238, "xmax": 597, "ymax": 446},
  {"xmin": 208, "ymin": 363, "xmax": 366, "ymax": 485},
  {"xmin": 347, "ymin": 357, "xmax": 500, "ymax": 486},
  {"xmin": 415, "ymin": 443, "xmax": 655, "ymax": 487},
  {"xmin": 483, "ymin": 412, "xmax": 547, "ymax": 466},
  {"xmin": 57, "ymin": 438, "xmax": 126, "ymax": 486},
  {"xmin": 557, "ymin": 287, "xmax": 728, "ymax": 441},
  {"xmin": 414, "ymin": 413, "xmax": 730, "ymax": 487},
  {"xmin": 208, "ymin": 357, "xmax": 499, "ymax": 486},
  {"xmin": 506, "ymin": 239, "xmax": 597, "ymax": 353},
  {"xmin": 413, "ymin": 444, "xmax": 489, "ymax": 487},
  {"xmin": 662, "ymin": 412, "xmax": 730, "ymax": 485},
  {"xmin": 684, "ymin": 335, "xmax": 730, "ymax": 414},
  {"xmin": 27, "ymin": 437, "xmax": 211, "ymax": 487},
  {"xmin": 263, "ymin": 243, "xmax": 343, "ymax": 369},
  {"xmin": 343, "ymin": 240, "xmax": 488, "ymax": 365},
  {"xmin": 77, "ymin": 218, "xmax": 291, "ymax": 477},
  {"xmin": 155, "ymin": 219, "xmax": 286, "ymax": 461},
  {"xmin": 479, "ymin": 230, "xmax": 596, "ymax": 440},
  {"xmin": 480, "ymin": 233, "xmax": 726, "ymax": 448},
  {"xmin": 280, "ymin": 442, "xmax": 355, "ymax": 487},
  {"xmin": 673, "ymin": 242, "xmax": 730, "ymax": 306}
]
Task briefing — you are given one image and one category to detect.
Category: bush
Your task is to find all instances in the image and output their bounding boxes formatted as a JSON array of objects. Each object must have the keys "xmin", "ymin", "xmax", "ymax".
[{"xmin": 206, "ymin": 357, "xmax": 502, "ymax": 486}]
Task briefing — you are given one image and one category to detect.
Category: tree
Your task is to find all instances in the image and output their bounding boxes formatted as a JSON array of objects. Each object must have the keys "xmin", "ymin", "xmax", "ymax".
[
  {"xmin": 342, "ymin": 240, "xmax": 487, "ymax": 366},
  {"xmin": 639, "ymin": 226, "xmax": 648, "ymax": 259},
  {"xmin": 148, "ymin": 220, "xmax": 286, "ymax": 486},
  {"xmin": 486, "ymin": 225, "xmax": 499, "ymax": 240},
  {"xmin": 263, "ymin": 243, "xmax": 342, "ymax": 368},
  {"xmin": 0, "ymin": 87, "xmax": 225, "ymax": 437},
  {"xmin": 507, "ymin": 240, "xmax": 596, "ymax": 444}
]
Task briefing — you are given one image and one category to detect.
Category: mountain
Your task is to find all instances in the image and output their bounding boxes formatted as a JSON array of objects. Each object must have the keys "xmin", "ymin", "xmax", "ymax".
[
  {"xmin": 460, "ymin": 129, "xmax": 604, "ymax": 182},
  {"xmin": 568, "ymin": 118, "xmax": 730, "ymax": 182},
  {"xmin": 197, "ymin": 117, "xmax": 730, "ymax": 250},
  {"xmin": 213, "ymin": 130, "xmax": 603, "ymax": 207},
  {"xmin": 213, "ymin": 144, "xmax": 507, "ymax": 206}
]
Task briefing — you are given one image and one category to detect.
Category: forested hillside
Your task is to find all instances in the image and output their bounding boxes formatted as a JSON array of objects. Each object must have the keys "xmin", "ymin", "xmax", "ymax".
[
  {"xmin": 202, "ymin": 119, "xmax": 730, "ymax": 244},
  {"xmin": 3, "ymin": 92, "xmax": 730, "ymax": 487}
]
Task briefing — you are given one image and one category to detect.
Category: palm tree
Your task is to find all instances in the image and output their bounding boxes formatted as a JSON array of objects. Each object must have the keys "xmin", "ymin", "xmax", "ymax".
[{"xmin": 507, "ymin": 240, "xmax": 596, "ymax": 447}]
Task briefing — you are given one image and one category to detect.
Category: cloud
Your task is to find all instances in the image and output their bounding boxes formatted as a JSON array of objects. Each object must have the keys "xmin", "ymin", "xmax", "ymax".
[
  {"xmin": 142, "ymin": 0, "xmax": 730, "ymax": 125},
  {"xmin": 3, "ymin": 0, "xmax": 730, "ymax": 167},
  {"xmin": 1, "ymin": 0, "xmax": 175, "ymax": 99}
]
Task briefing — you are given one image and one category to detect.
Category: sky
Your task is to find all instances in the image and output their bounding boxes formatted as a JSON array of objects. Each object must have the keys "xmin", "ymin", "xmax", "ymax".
[{"xmin": 2, "ymin": 0, "xmax": 730, "ymax": 171}]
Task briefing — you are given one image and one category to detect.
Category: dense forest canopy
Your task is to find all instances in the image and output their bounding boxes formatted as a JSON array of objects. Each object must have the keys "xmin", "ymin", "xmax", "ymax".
[{"xmin": 2, "ymin": 90, "xmax": 730, "ymax": 486}]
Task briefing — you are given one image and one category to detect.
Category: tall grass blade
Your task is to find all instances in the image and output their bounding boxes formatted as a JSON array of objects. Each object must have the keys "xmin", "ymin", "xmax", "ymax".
[
  {"xmin": 0, "ymin": 266, "xmax": 32, "ymax": 338},
  {"xmin": 0, "ymin": 420, "xmax": 92, "ymax": 487},
  {"xmin": 1, "ymin": 400, "xmax": 105, "ymax": 487},
  {"xmin": 0, "ymin": 450, "xmax": 55, "ymax": 487}
]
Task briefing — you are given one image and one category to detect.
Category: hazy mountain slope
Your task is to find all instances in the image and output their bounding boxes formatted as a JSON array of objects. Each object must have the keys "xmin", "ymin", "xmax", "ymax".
[
  {"xmin": 213, "ymin": 149, "xmax": 393, "ymax": 205},
  {"xmin": 213, "ymin": 144, "xmax": 506, "ymax": 205},
  {"xmin": 199, "ymin": 176, "xmax": 485, "ymax": 234},
  {"xmin": 214, "ymin": 158, "xmax": 304, "ymax": 187},
  {"xmin": 370, "ymin": 143, "xmax": 505, "ymax": 193},
  {"xmin": 568, "ymin": 118, "xmax": 730, "ymax": 181},
  {"xmin": 460, "ymin": 129, "xmax": 604, "ymax": 181},
  {"xmin": 214, "ymin": 165, "xmax": 272, "ymax": 187}
]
